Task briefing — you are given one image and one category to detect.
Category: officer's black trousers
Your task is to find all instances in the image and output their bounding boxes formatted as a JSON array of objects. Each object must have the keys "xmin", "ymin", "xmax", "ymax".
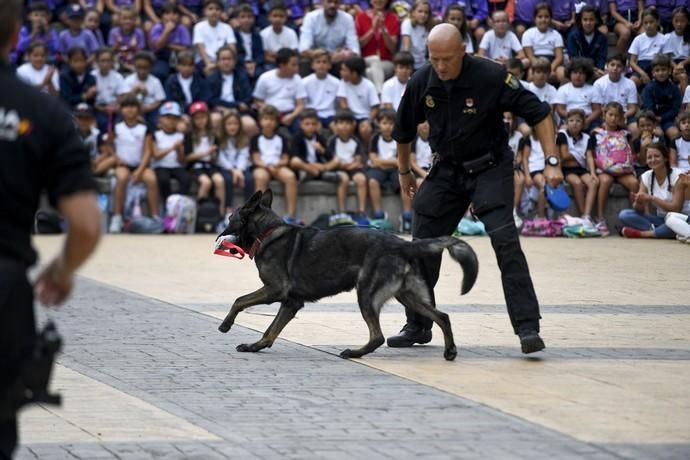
[
  {"xmin": 407, "ymin": 154, "xmax": 541, "ymax": 333},
  {"xmin": 0, "ymin": 266, "xmax": 36, "ymax": 460}
]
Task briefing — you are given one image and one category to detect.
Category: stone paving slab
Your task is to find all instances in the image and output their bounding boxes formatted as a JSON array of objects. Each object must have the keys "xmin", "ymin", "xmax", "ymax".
[{"xmin": 14, "ymin": 280, "xmax": 640, "ymax": 460}]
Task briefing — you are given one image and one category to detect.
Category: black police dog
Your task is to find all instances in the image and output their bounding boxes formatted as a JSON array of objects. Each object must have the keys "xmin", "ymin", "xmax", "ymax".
[{"xmin": 216, "ymin": 189, "xmax": 478, "ymax": 361}]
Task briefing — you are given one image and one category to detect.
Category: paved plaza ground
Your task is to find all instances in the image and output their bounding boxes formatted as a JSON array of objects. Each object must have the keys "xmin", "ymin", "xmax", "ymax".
[{"xmin": 13, "ymin": 234, "xmax": 690, "ymax": 459}]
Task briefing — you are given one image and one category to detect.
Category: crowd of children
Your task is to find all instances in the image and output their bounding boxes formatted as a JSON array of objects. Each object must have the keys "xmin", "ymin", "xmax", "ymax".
[{"xmin": 12, "ymin": 0, "xmax": 690, "ymax": 241}]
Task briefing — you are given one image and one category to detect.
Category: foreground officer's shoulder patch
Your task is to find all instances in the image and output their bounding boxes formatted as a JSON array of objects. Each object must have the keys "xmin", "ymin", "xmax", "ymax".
[{"xmin": 505, "ymin": 74, "xmax": 520, "ymax": 90}]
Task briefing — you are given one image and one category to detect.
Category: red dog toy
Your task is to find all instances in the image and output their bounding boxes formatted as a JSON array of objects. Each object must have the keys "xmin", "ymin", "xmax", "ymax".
[{"xmin": 214, "ymin": 237, "xmax": 246, "ymax": 259}]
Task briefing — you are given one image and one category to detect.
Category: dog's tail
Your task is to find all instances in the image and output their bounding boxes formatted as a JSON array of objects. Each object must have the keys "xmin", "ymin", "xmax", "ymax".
[{"xmin": 404, "ymin": 237, "xmax": 479, "ymax": 295}]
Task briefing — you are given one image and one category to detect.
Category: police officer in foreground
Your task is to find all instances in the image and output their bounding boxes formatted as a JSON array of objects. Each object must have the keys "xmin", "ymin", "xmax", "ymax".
[
  {"xmin": 0, "ymin": 1, "xmax": 101, "ymax": 457},
  {"xmin": 387, "ymin": 23, "xmax": 563, "ymax": 353}
]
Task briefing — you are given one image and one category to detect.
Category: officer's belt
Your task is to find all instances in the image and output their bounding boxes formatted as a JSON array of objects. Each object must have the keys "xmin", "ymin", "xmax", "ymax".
[{"xmin": 0, "ymin": 257, "xmax": 28, "ymax": 272}]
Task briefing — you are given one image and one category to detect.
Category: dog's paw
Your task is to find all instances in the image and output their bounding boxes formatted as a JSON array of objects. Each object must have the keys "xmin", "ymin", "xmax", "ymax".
[
  {"xmin": 236, "ymin": 343, "xmax": 256, "ymax": 352},
  {"xmin": 218, "ymin": 322, "xmax": 232, "ymax": 333},
  {"xmin": 444, "ymin": 347, "xmax": 458, "ymax": 361},
  {"xmin": 339, "ymin": 349, "xmax": 353, "ymax": 359}
]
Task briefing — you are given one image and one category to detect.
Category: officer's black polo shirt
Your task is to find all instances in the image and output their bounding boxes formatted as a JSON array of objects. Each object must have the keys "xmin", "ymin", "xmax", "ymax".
[
  {"xmin": 393, "ymin": 55, "xmax": 551, "ymax": 163},
  {"xmin": 0, "ymin": 62, "xmax": 96, "ymax": 266}
]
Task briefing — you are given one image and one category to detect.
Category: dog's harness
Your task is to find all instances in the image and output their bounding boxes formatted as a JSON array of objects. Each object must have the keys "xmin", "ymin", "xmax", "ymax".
[{"xmin": 214, "ymin": 226, "xmax": 280, "ymax": 260}]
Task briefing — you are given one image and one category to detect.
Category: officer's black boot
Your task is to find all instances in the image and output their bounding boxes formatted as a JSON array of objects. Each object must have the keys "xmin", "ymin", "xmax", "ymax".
[
  {"xmin": 517, "ymin": 321, "xmax": 545, "ymax": 354},
  {"xmin": 386, "ymin": 323, "xmax": 432, "ymax": 348}
]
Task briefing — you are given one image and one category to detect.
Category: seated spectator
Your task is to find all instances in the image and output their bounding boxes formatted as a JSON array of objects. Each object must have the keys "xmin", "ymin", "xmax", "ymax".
[
  {"xmin": 152, "ymin": 101, "xmax": 191, "ymax": 203},
  {"xmin": 180, "ymin": 0, "xmax": 205, "ymax": 25},
  {"xmin": 628, "ymin": 8, "xmax": 666, "ymax": 88},
  {"xmin": 16, "ymin": 42, "xmax": 59, "ymax": 96},
  {"xmin": 590, "ymin": 102, "xmax": 639, "ymax": 236},
  {"xmin": 74, "ymin": 103, "xmax": 115, "ymax": 177},
  {"xmin": 663, "ymin": 6, "xmax": 690, "ymax": 82},
  {"xmin": 620, "ymin": 143, "xmax": 686, "ymax": 238},
  {"xmin": 326, "ymin": 108, "xmax": 369, "ymax": 219},
  {"xmin": 551, "ymin": 0, "xmax": 575, "ymax": 37},
  {"xmin": 503, "ymin": 112, "xmax": 525, "ymax": 227},
  {"xmin": 654, "ymin": 0, "xmax": 676, "ymax": 32},
  {"xmin": 250, "ymin": 104, "xmax": 299, "ymax": 223},
  {"xmin": 85, "ymin": 8, "xmax": 106, "ymax": 48},
  {"xmin": 582, "ymin": 0, "xmax": 610, "ymax": 34},
  {"xmin": 608, "ymin": 0, "xmax": 642, "ymax": 54},
  {"xmin": 523, "ymin": 57, "xmax": 556, "ymax": 135},
  {"xmin": 105, "ymin": 0, "xmax": 143, "ymax": 29},
  {"xmin": 400, "ymin": 0, "xmax": 434, "ymax": 71},
  {"xmin": 108, "ymin": 5, "xmax": 146, "ymax": 73},
  {"xmin": 302, "ymin": 48, "xmax": 340, "ymax": 130},
  {"xmin": 513, "ymin": 0, "xmax": 540, "ymax": 39},
  {"xmin": 207, "ymin": 45, "xmax": 256, "ymax": 136},
  {"xmin": 109, "ymin": 94, "xmax": 160, "ymax": 233},
  {"xmin": 507, "ymin": 57, "xmax": 529, "ymax": 87},
  {"xmin": 442, "ymin": 5, "xmax": 474, "ymax": 54},
  {"xmin": 288, "ymin": 109, "xmax": 335, "ymax": 183},
  {"xmin": 119, "ymin": 51, "xmax": 166, "ymax": 125},
  {"xmin": 164, "ymin": 49, "xmax": 210, "ymax": 112},
  {"xmin": 337, "ymin": 55, "xmax": 380, "ymax": 148},
  {"xmin": 217, "ymin": 109, "xmax": 254, "ymax": 213},
  {"xmin": 253, "ymin": 47, "xmax": 306, "ymax": 133},
  {"xmin": 467, "ymin": 0, "xmax": 489, "ymax": 45},
  {"xmin": 58, "ymin": 4, "xmax": 100, "ymax": 61},
  {"xmin": 671, "ymin": 111, "xmax": 690, "ymax": 170},
  {"xmin": 557, "ymin": 109, "xmax": 598, "ymax": 223},
  {"xmin": 565, "ymin": 5, "xmax": 608, "ymax": 81},
  {"xmin": 554, "ymin": 57, "xmax": 603, "ymax": 130},
  {"xmin": 355, "ymin": 0, "xmax": 400, "ymax": 93},
  {"xmin": 193, "ymin": 0, "xmax": 237, "ymax": 75},
  {"xmin": 632, "ymin": 110, "xmax": 668, "ymax": 176},
  {"xmin": 367, "ymin": 108, "xmax": 413, "ymax": 231},
  {"xmin": 260, "ymin": 0, "xmax": 300, "ymax": 68},
  {"xmin": 149, "ymin": 2, "xmax": 192, "ymax": 81},
  {"xmin": 478, "ymin": 10, "xmax": 527, "ymax": 68},
  {"xmin": 234, "ymin": 3, "xmax": 266, "ymax": 84},
  {"xmin": 185, "ymin": 101, "xmax": 226, "ymax": 216},
  {"xmin": 593, "ymin": 53, "xmax": 639, "ymax": 134},
  {"xmin": 60, "ymin": 47, "xmax": 97, "ymax": 108},
  {"xmin": 411, "ymin": 120, "xmax": 433, "ymax": 187},
  {"xmin": 298, "ymin": 0, "xmax": 361, "ymax": 66},
  {"xmin": 13, "ymin": 1, "xmax": 58, "ymax": 65},
  {"xmin": 641, "ymin": 54, "xmax": 681, "ymax": 140},
  {"xmin": 143, "ymin": 0, "xmax": 170, "ymax": 33},
  {"xmin": 91, "ymin": 47, "xmax": 124, "ymax": 132},
  {"xmin": 381, "ymin": 51, "xmax": 413, "ymax": 111},
  {"xmin": 521, "ymin": 3, "xmax": 564, "ymax": 83},
  {"xmin": 521, "ymin": 134, "xmax": 547, "ymax": 218}
]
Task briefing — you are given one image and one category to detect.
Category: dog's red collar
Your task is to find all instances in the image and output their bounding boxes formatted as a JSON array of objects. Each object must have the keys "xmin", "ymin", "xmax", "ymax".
[{"xmin": 247, "ymin": 226, "xmax": 280, "ymax": 259}]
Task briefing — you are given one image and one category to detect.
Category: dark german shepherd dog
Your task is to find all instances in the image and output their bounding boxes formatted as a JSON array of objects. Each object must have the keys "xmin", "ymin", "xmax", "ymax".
[{"xmin": 216, "ymin": 189, "xmax": 479, "ymax": 361}]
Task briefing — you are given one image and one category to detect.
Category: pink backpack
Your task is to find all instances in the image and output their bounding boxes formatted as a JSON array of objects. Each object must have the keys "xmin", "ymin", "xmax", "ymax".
[
  {"xmin": 594, "ymin": 129, "xmax": 634, "ymax": 176},
  {"xmin": 520, "ymin": 218, "xmax": 564, "ymax": 237}
]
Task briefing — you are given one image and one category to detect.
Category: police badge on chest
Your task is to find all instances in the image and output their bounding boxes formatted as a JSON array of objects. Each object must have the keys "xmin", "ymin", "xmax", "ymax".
[{"xmin": 463, "ymin": 98, "xmax": 477, "ymax": 114}]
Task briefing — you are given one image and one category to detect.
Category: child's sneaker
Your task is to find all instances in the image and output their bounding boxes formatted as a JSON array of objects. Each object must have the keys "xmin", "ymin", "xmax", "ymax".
[
  {"xmin": 108, "ymin": 214, "xmax": 123, "ymax": 234},
  {"xmin": 354, "ymin": 212, "xmax": 370, "ymax": 227},
  {"xmin": 399, "ymin": 211, "xmax": 413, "ymax": 234},
  {"xmin": 621, "ymin": 226, "xmax": 642, "ymax": 238},
  {"xmin": 283, "ymin": 216, "xmax": 301, "ymax": 225},
  {"xmin": 372, "ymin": 210, "xmax": 388, "ymax": 220},
  {"xmin": 329, "ymin": 212, "xmax": 355, "ymax": 227},
  {"xmin": 595, "ymin": 217, "xmax": 610, "ymax": 237}
]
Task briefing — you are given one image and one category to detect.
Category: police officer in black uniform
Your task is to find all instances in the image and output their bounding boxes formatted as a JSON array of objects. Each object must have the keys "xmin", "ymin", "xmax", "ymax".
[
  {"xmin": 387, "ymin": 23, "xmax": 563, "ymax": 353},
  {"xmin": 0, "ymin": 1, "xmax": 101, "ymax": 457}
]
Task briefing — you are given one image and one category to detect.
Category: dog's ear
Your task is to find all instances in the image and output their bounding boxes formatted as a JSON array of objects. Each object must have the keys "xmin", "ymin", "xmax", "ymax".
[
  {"xmin": 244, "ymin": 190, "xmax": 263, "ymax": 211},
  {"xmin": 260, "ymin": 189, "xmax": 273, "ymax": 208}
]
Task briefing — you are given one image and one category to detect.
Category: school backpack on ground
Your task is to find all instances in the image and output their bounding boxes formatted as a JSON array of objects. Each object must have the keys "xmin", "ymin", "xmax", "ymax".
[
  {"xmin": 594, "ymin": 130, "xmax": 634, "ymax": 176},
  {"xmin": 164, "ymin": 194, "xmax": 197, "ymax": 234},
  {"xmin": 196, "ymin": 198, "xmax": 222, "ymax": 233},
  {"xmin": 520, "ymin": 218, "xmax": 563, "ymax": 237},
  {"xmin": 124, "ymin": 216, "xmax": 165, "ymax": 234}
]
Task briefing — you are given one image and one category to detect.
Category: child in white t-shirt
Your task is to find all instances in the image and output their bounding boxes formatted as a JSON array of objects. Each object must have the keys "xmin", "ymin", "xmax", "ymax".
[
  {"xmin": 521, "ymin": 134, "xmax": 547, "ymax": 218},
  {"xmin": 337, "ymin": 55, "xmax": 380, "ymax": 148},
  {"xmin": 109, "ymin": 95, "xmax": 160, "ymax": 233},
  {"xmin": 400, "ymin": 0, "xmax": 433, "ymax": 70},
  {"xmin": 192, "ymin": 0, "xmax": 237, "ymax": 74},
  {"xmin": 554, "ymin": 57, "xmax": 603, "ymax": 130},
  {"xmin": 118, "ymin": 51, "xmax": 166, "ymax": 126},
  {"xmin": 504, "ymin": 112, "xmax": 526, "ymax": 227},
  {"xmin": 479, "ymin": 10, "xmax": 526, "ymax": 67},
  {"xmin": 260, "ymin": 1, "xmax": 299, "ymax": 66},
  {"xmin": 628, "ymin": 8, "xmax": 666, "ymax": 88},
  {"xmin": 521, "ymin": 4, "xmax": 564, "ymax": 83},
  {"xmin": 92, "ymin": 48, "xmax": 124, "ymax": 132},
  {"xmin": 217, "ymin": 109, "xmax": 254, "ymax": 212},
  {"xmin": 152, "ymin": 101, "xmax": 191, "ymax": 203},
  {"xmin": 663, "ymin": 7, "xmax": 690, "ymax": 83},
  {"xmin": 302, "ymin": 48, "xmax": 339, "ymax": 130},
  {"xmin": 593, "ymin": 54, "xmax": 639, "ymax": 133},
  {"xmin": 250, "ymin": 104, "xmax": 299, "ymax": 223},
  {"xmin": 16, "ymin": 42, "xmax": 59, "ymax": 96},
  {"xmin": 411, "ymin": 121, "xmax": 432, "ymax": 187},
  {"xmin": 671, "ymin": 111, "xmax": 690, "ymax": 171},
  {"xmin": 381, "ymin": 52, "xmax": 413, "ymax": 112}
]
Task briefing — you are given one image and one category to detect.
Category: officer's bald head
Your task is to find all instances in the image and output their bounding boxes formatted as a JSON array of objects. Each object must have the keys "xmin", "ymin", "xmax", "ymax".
[
  {"xmin": 0, "ymin": 0, "xmax": 22, "ymax": 56},
  {"xmin": 427, "ymin": 23, "xmax": 465, "ymax": 81}
]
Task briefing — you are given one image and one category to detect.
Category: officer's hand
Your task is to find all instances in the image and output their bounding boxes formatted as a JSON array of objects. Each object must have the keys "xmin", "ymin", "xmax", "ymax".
[
  {"xmin": 35, "ymin": 258, "xmax": 74, "ymax": 307},
  {"xmin": 399, "ymin": 172, "xmax": 417, "ymax": 199},
  {"xmin": 544, "ymin": 165, "xmax": 563, "ymax": 187}
]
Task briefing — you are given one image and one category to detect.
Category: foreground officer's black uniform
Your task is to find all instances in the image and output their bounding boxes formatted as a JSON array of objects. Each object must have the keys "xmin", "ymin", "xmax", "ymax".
[
  {"xmin": 0, "ymin": 51, "xmax": 97, "ymax": 458},
  {"xmin": 389, "ymin": 52, "xmax": 552, "ymax": 351}
]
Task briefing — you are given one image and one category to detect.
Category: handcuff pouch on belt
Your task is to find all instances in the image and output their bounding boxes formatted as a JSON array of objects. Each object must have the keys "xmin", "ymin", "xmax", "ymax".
[{"xmin": 461, "ymin": 152, "xmax": 497, "ymax": 175}]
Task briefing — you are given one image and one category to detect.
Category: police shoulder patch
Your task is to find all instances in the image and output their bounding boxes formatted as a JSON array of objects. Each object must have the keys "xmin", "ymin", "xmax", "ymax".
[{"xmin": 505, "ymin": 74, "xmax": 519, "ymax": 90}]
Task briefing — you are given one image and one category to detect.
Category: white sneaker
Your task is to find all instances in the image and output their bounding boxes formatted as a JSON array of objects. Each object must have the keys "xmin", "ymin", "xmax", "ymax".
[
  {"xmin": 109, "ymin": 214, "xmax": 123, "ymax": 234},
  {"xmin": 513, "ymin": 209, "xmax": 523, "ymax": 229}
]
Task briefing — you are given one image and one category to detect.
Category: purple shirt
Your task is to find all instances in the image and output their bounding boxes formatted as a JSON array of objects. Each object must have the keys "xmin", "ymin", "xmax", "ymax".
[
  {"xmin": 430, "ymin": 0, "xmax": 474, "ymax": 19},
  {"xmin": 108, "ymin": 27, "xmax": 147, "ymax": 65},
  {"xmin": 58, "ymin": 28, "xmax": 100, "ymax": 56},
  {"xmin": 114, "ymin": 0, "xmax": 135, "ymax": 6},
  {"xmin": 149, "ymin": 22, "xmax": 191, "ymax": 56},
  {"xmin": 180, "ymin": 0, "xmax": 204, "ymax": 8},
  {"xmin": 646, "ymin": 0, "xmax": 676, "ymax": 23},
  {"xmin": 14, "ymin": 26, "xmax": 59, "ymax": 62},
  {"xmin": 582, "ymin": 0, "xmax": 609, "ymax": 17},
  {"xmin": 27, "ymin": 0, "xmax": 62, "ymax": 10},
  {"xmin": 609, "ymin": 0, "xmax": 639, "ymax": 13},
  {"xmin": 470, "ymin": 0, "xmax": 488, "ymax": 21},
  {"xmin": 552, "ymin": 0, "xmax": 574, "ymax": 21},
  {"xmin": 515, "ymin": 0, "xmax": 544, "ymax": 23}
]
